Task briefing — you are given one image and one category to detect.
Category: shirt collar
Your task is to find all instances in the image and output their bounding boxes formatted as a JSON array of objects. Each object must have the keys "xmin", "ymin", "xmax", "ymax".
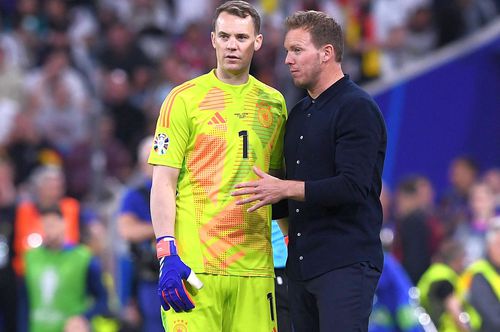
[
  {"xmin": 305, "ymin": 74, "xmax": 350, "ymax": 110},
  {"xmin": 209, "ymin": 69, "xmax": 255, "ymax": 93}
]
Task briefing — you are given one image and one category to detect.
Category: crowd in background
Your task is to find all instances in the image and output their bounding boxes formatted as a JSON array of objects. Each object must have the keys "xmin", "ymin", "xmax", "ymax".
[{"xmin": 0, "ymin": 0, "xmax": 499, "ymax": 331}]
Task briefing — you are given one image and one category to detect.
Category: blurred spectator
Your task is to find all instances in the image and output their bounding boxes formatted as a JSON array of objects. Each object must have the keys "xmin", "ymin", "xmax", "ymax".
[
  {"xmin": 369, "ymin": 252, "xmax": 424, "ymax": 332},
  {"xmin": 25, "ymin": 47, "xmax": 89, "ymax": 113},
  {"xmin": 6, "ymin": 111, "xmax": 62, "ymax": 186},
  {"xmin": 167, "ymin": 0, "xmax": 213, "ymax": 34},
  {"xmin": 1, "ymin": 0, "xmax": 43, "ymax": 68},
  {"xmin": 0, "ymin": 41, "xmax": 24, "ymax": 147},
  {"xmin": 64, "ymin": 111, "xmax": 132, "ymax": 200},
  {"xmin": 482, "ymin": 168, "xmax": 500, "ymax": 213},
  {"xmin": 343, "ymin": 0, "xmax": 382, "ymax": 83},
  {"xmin": 44, "ymin": 0, "xmax": 71, "ymax": 32},
  {"xmin": 372, "ymin": 0, "xmax": 411, "ymax": 78},
  {"xmin": 252, "ymin": 19, "xmax": 283, "ymax": 87},
  {"xmin": 415, "ymin": 175, "xmax": 445, "ymax": 257},
  {"xmin": 455, "ymin": 182, "xmax": 497, "ymax": 265},
  {"xmin": 117, "ymin": 136, "xmax": 161, "ymax": 332},
  {"xmin": 0, "ymin": 41, "xmax": 24, "ymax": 104},
  {"xmin": 24, "ymin": 205, "xmax": 109, "ymax": 332},
  {"xmin": 173, "ymin": 22, "xmax": 214, "ymax": 78},
  {"xmin": 460, "ymin": 219, "xmax": 500, "ymax": 332},
  {"xmin": 97, "ymin": 22, "xmax": 151, "ymax": 79},
  {"xmin": 418, "ymin": 240, "xmax": 478, "ymax": 331},
  {"xmin": 0, "ymin": 156, "xmax": 18, "ymax": 332},
  {"xmin": 404, "ymin": 4, "xmax": 437, "ymax": 61},
  {"xmin": 128, "ymin": 0, "xmax": 170, "ymax": 34},
  {"xmin": 129, "ymin": 65, "xmax": 154, "ymax": 117},
  {"xmin": 13, "ymin": 165, "xmax": 80, "ymax": 276},
  {"xmin": 0, "ymin": 99, "xmax": 20, "ymax": 148},
  {"xmin": 34, "ymin": 74, "xmax": 89, "ymax": 154},
  {"xmin": 393, "ymin": 175, "xmax": 434, "ymax": 284},
  {"xmin": 439, "ymin": 156, "xmax": 479, "ymax": 235},
  {"xmin": 102, "ymin": 69, "xmax": 146, "ymax": 160}
]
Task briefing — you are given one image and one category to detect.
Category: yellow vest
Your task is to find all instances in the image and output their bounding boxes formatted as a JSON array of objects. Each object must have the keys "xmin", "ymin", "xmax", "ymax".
[
  {"xmin": 418, "ymin": 263, "xmax": 480, "ymax": 331},
  {"xmin": 458, "ymin": 259, "xmax": 500, "ymax": 330}
]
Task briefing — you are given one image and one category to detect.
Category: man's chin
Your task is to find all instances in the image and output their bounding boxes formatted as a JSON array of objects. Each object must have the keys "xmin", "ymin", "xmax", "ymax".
[{"xmin": 293, "ymin": 79, "xmax": 307, "ymax": 89}]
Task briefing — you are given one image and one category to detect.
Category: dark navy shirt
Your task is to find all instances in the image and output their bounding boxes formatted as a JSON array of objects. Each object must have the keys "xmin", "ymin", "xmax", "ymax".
[{"xmin": 284, "ymin": 75, "xmax": 387, "ymax": 281}]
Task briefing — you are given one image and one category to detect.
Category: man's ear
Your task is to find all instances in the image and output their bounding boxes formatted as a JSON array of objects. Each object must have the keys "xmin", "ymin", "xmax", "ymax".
[
  {"xmin": 321, "ymin": 44, "xmax": 334, "ymax": 63},
  {"xmin": 254, "ymin": 33, "xmax": 263, "ymax": 51},
  {"xmin": 211, "ymin": 31, "xmax": 216, "ymax": 49}
]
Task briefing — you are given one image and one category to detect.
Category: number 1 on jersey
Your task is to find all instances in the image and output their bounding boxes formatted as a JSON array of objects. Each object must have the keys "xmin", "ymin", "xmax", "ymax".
[{"xmin": 238, "ymin": 130, "xmax": 248, "ymax": 159}]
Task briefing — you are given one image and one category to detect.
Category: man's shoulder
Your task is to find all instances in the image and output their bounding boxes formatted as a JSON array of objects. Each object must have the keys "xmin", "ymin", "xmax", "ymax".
[
  {"xmin": 338, "ymin": 80, "xmax": 375, "ymax": 104},
  {"xmin": 250, "ymin": 77, "xmax": 285, "ymax": 101},
  {"xmin": 335, "ymin": 83, "xmax": 382, "ymax": 118}
]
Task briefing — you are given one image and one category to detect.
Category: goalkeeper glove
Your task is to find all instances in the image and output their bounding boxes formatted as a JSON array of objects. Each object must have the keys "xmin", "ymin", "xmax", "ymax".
[{"xmin": 156, "ymin": 236, "xmax": 203, "ymax": 312}]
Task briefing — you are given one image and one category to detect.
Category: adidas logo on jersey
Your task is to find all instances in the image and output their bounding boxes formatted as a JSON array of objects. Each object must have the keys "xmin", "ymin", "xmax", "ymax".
[{"xmin": 208, "ymin": 112, "xmax": 226, "ymax": 125}]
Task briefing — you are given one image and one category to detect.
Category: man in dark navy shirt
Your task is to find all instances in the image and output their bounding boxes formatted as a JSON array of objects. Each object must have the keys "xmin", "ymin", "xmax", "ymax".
[{"xmin": 233, "ymin": 10, "xmax": 387, "ymax": 332}]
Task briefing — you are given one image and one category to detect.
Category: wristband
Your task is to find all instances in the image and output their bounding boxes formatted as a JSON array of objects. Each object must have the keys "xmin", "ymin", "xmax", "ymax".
[
  {"xmin": 156, "ymin": 236, "xmax": 177, "ymax": 259},
  {"xmin": 284, "ymin": 235, "xmax": 289, "ymax": 246}
]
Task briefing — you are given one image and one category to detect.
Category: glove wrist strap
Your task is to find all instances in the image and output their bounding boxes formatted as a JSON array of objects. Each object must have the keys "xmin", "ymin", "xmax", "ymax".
[{"xmin": 156, "ymin": 236, "xmax": 177, "ymax": 259}]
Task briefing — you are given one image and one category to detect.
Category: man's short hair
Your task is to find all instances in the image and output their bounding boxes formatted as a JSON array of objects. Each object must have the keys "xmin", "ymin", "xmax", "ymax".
[
  {"xmin": 285, "ymin": 10, "xmax": 344, "ymax": 62},
  {"xmin": 212, "ymin": 0, "xmax": 261, "ymax": 34},
  {"xmin": 396, "ymin": 175, "xmax": 420, "ymax": 196}
]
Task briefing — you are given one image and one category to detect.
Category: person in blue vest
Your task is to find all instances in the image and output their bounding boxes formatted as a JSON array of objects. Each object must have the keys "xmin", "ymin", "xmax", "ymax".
[
  {"xmin": 369, "ymin": 252, "xmax": 424, "ymax": 332},
  {"xmin": 271, "ymin": 220, "xmax": 292, "ymax": 332},
  {"xmin": 117, "ymin": 135, "xmax": 163, "ymax": 332}
]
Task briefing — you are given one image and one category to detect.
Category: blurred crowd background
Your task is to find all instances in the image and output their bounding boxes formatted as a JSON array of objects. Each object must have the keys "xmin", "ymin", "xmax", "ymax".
[{"xmin": 0, "ymin": 0, "xmax": 499, "ymax": 331}]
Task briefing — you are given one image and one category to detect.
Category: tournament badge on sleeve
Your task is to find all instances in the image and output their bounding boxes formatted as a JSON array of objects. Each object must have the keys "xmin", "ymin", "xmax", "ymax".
[{"xmin": 154, "ymin": 133, "xmax": 170, "ymax": 155}]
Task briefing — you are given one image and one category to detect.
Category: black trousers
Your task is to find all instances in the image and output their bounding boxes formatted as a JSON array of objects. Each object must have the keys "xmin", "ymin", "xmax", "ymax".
[
  {"xmin": 288, "ymin": 262, "xmax": 380, "ymax": 332},
  {"xmin": 275, "ymin": 268, "xmax": 292, "ymax": 332}
]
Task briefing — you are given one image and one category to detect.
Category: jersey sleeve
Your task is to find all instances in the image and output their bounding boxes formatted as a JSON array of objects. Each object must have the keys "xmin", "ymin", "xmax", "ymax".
[
  {"xmin": 148, "ymin": 89, "xmax": 191, "ymax": 168},
  {"xmin": 269, "ymin": 96, "xmax": 287, "ymax": 170}
]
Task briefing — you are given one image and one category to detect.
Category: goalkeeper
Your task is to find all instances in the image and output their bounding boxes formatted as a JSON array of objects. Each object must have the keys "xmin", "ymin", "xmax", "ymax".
[{"xmin": 147, "ymin": 1, "xmax": 287, "ymax": 331}]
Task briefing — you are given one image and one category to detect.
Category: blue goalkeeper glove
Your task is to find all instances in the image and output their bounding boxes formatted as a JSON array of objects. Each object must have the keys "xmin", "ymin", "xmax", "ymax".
[{"xmin": 156, "ymin": 236, "xmax": 203, "ymax": 312}]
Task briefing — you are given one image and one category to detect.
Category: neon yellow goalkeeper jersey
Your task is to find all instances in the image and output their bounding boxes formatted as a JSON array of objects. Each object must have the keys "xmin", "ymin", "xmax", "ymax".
[{"xmin": 149, "ymin": 70, "xmax": 287, "ymax": 277}]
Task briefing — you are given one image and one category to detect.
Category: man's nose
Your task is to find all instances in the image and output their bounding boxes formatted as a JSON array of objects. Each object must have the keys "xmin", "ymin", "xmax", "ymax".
[{"xmin": 226, "ymin": 37, "xmax": 237, "ymax": 50}]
